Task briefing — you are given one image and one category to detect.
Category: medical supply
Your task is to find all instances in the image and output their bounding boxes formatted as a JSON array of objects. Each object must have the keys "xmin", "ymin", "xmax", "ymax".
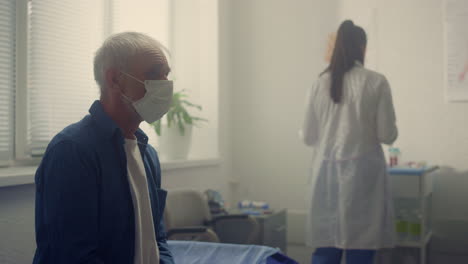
[
  {"xmin": 405, "ymin": 161, "xmax": 428, "ymax": 169},
  {"xmin": 205, "ymin": 189, "xmax": 226, "ymax": 214},
  {"xmin": 238, "ymin": 200, "xmax": 250, "ymax": 208},
  {"xmin": 408, "ymin": 210, "xmax": 422, "ymax": 242},
  {"xmin": 389, "ymin": 147, "xmax": 401, "ymax": 167},
  {"xmin": 396, "ymin": 197, "xmax": 422, "ymax": 242},
  {"xmin": 252, "ymin": 201, "xmax": 269, "ymax": 209},
  {"xmin": 238, "ymin": 200, "xmax": 269, "ymax": 210},
  {"xmin": 395, "ymin": 209, "xmax": 409, "ymax": 241}
]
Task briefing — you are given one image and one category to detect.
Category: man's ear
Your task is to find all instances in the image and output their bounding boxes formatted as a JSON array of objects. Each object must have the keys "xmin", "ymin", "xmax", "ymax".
[{"xmin": 105, "ymin": 68, "xmax": 123, "ymax": 92}]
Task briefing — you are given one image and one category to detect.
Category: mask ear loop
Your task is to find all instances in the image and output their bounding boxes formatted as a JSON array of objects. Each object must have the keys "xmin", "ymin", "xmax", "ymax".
[
  {"xmin": 121, "ymin": 71, "xmax": 145, "ymax": 85},
  {"xmin": 121, "ymin": 92, "xmax": 135, "ymax": 105},
  {"xmin": 118, "ymin": 71, "xmax": 138, "ymax": 104},
  {"xmin": 119, "ymin": 71, "xmax": 151, "ymax": 104}
]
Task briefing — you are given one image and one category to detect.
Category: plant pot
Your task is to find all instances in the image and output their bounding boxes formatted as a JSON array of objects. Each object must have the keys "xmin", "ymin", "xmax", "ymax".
[{"xmin": 157, "ymin": 124, "xmax": 192, "ymax": 160}]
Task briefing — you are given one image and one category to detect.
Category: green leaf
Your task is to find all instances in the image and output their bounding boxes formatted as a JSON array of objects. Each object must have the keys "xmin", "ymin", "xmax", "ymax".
[
  {"xmin": 161, "ymin": 89, "xmax": 208, "ymax": 133},
  {"xmin": 176, "ymin": 112, "xmax": 185, "ymax": 136},
  {"xmin": 182, "ymin": 109, "xmax": 193, "ymax": 124},
  {"xmin": 192, "ymin": 117, "xmax": 209, "ymax": 122},
  {"xmin": 181, "ymin": 100, "xmax": 202, "ymax": 110},
  {"xmin": 167, "ymin": 110, "xmax": 174, "ymax": 127},
  {"xmin": 175, "ymin": 111, "xmax": 181, "ymax": 123}
]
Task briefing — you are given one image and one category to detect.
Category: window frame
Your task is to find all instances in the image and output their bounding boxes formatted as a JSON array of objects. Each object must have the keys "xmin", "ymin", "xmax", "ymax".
[
  {"xmin": 6, "ymin": 0, "xmax": 219, "ymax": 168},
  {"xmin": 0, "ymin": 0, "xmax": 17, "ymax": 166},
  {"xmin": 14, "ymin": 0, "xmax": 38, "ymax": 166}
]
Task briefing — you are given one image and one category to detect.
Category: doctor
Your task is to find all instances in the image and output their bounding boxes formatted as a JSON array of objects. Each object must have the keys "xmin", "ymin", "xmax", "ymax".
[{"xmin": 301, "ymin": 20, "xmax": 398, "ymax": 264}]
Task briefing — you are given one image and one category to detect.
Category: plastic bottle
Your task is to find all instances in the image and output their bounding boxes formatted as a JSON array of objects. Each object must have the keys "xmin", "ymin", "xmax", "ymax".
[
  {"xmin": 389, "ymin": 147, "xmax": 401, "ymax": 167},
  {"xmin": 408, "ymin": 210, "xmax": 422, "ymax": 242},
  {"xmin": 251, "ymin": 201, "xmax": 269, "ymax": 210},
  {"xmin": 238, "ymin": 200, "xmax": 251, "ymax": 209},
  {"xmin": 396, "ymin": 209, "xmax": 409, "ymax": 242}
]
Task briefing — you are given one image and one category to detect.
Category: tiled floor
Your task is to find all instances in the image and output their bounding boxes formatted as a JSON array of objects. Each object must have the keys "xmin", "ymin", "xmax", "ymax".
[{"xmin": 287, "ymin": 244, "xmax": 313, "ymax": 264}]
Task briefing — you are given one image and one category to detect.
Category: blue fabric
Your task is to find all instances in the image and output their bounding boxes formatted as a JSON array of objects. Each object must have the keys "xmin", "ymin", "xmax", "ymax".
[
  {"xmin": 387, "ymin": 166, "xmax": 437, "ymax": 176},
  {"xmin": 266, "ymin": 252, "xmax": 299, "ymax": 264},
  {"xmin": 33, "ymin": 100, "xmax": 174, "ymax": 264},
  {"xmin": 344, "ymin": 249, "xmax": 376, "ymax": 264},
  {"xmin": 312, "ymin": 247, "xmax": 375, "ymax": 264},
  {"xmin": 167, "ymin": 240, "xmax": 281, "ymax": 264},
  {"xmin": 312, "ymin": 248, "xmax": 342, "ymax": 264}
]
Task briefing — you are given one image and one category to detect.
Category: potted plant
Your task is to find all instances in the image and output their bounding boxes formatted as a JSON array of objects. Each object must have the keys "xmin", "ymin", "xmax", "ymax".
[{"xmin": 150, "ymin": 90, "xmax": 207, "ymax": 160}]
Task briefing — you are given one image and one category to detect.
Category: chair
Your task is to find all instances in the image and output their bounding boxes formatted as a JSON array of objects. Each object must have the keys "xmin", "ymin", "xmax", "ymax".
[{"xmin": 164, "ymin": 189, "xmax": 259, "ymax": 244}]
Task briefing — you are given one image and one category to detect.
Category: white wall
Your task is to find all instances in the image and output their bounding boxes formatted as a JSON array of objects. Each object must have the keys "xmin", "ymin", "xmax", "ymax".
[
  {"xmin": 229, "ymin": 0, "xmax": 339, "ymax": 226},
  {"xmin": 375, "ymin": 0, "xmax": 468, "ymax": 171},
  {"xmin": 337, "ymin": 0, "xmax": 468, "ymax": 173},
  {"xmin": 0, "ymin": 185, "xmax": 36, "ymax": 264},
  {"xmin": 339, "ymin": 0, "xmax": 468, "ymax": 253},
  {"xmin": 229, "ymin": 0, "xmax": 468, "ymax": 256}
]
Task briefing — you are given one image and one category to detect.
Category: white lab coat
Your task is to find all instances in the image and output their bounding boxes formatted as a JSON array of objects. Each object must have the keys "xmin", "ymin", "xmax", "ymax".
[{"xmin": 301, "ymin": 62, "xmax": 398, "ymax": 249}]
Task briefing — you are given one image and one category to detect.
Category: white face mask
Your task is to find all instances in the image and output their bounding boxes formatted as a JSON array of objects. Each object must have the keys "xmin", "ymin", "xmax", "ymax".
[{"xmin": 121, "ymin": 71, "xmax": 173, "ymax": 123}]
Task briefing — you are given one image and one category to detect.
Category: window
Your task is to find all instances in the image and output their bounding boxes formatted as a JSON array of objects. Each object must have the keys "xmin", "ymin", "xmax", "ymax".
[
  {"xmin": 109, "ymin": 0, "xmax": 170, "ymax": 148},
  {"xmin": 0, "ymin": 0, "xmax": 15, "ymax": 166},
  {"xmin": 169, "ymin": 0, "xmax": 219, "ymax": 160},
  {"xmin": 1, "ymin": 0, "xmax": 219, "ymax": 167},
  {"xmin": 27, "ymin": 0, "xmax": 103, "ymax": 156}
]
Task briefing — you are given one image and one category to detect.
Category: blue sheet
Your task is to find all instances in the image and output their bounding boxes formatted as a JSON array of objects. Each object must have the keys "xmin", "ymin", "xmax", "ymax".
[
  {"xmin": 167, "ymin": 241, "xmax": 297, "ymax": 264},
  {"xmin": 388, "ymin": 166, "xmax": 438, "ymax": 176}
]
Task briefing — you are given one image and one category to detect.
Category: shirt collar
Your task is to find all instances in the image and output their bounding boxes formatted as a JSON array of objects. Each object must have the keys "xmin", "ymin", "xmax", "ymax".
[
  {"xmin": 89, "ymin": 100, "xmax": 149, "ymax": 146},
  {"xmin": 135, "ymin": 129, "xmax": 149, "ymax": 146},
  {"xmin": 355, "ymin": 61, "xmax": 363, "ymax": 67}
]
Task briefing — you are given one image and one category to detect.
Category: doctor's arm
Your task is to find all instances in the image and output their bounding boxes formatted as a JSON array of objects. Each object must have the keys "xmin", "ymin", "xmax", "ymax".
[
  {"xmin": 376, "ymin": 77, "xmax": 398, "ymax": 145},
  {"xmin": 300, "ymin": 83, "xmax": 319, "ymax": 146},
  {"xmin": 35, "ymin": 141, "xmax": 103, "ymax": 264}
]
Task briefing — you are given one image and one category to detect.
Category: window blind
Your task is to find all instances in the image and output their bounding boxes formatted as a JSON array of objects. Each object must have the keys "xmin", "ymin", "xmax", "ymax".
[
  {"xmin": 27, "ymin": 0, "xmax": 104, "ymax": 155},
  {"xmin": 0, "ymin": 0, "xmax": 15, "ymax": 164}
]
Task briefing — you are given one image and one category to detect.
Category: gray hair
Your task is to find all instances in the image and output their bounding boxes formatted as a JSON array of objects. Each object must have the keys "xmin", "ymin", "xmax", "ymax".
[{"xmin": 93, "ymin": 32, "xmax": 169, "ymax": 94}]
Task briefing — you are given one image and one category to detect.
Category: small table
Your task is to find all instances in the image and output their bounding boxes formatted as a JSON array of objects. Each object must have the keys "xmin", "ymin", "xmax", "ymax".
[{"xmin": 214, "ymin": 209, "xmax": 287, "ymax": 252}]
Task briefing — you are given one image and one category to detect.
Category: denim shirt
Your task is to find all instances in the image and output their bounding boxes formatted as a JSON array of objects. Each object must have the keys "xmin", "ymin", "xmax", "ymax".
[{"xmin": 33, "ymin": 101, "xmax": 174, "ymax": 264}]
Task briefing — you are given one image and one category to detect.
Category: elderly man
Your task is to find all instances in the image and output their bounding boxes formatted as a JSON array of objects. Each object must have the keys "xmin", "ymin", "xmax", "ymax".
[{"xmin": 33, "ymin": 32, "xmax": 175, "ymax": 264}]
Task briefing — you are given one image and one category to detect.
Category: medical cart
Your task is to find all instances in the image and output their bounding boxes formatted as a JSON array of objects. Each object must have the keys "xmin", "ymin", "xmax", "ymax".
[{"xmin": 389, "ymin": 166, "xmax": 439, "ymax": 264}]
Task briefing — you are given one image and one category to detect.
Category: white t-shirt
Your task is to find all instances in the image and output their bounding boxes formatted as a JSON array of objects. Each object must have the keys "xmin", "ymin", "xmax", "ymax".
[{"xmin": 124, "ymin": 139, "xmax": 160, "ymax": 264}]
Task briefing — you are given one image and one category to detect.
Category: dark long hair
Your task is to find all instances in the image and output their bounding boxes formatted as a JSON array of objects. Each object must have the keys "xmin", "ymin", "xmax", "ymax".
[{"xmin": 325, "ymin": 20, "xmax": 367, "ymax": 103}]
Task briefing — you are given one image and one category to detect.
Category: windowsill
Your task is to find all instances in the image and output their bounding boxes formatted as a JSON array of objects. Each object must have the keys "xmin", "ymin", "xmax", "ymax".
[
  {"xmin": 0, "ymin": 166, "xmax": 37, "ymax": 188},
  {"xmin": 0, "ymin": 158, "xmax": 221, "ymax": 188},
  {"xmin": 160, "ymin": 158, "xmax": 221, "ymax": 171}
]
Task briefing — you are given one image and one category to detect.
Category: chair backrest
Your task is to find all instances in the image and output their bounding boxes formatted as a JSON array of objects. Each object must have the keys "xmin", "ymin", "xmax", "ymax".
[{"xmin": 164, "ymin": 189, "xmax": 212, "ymax": 230}]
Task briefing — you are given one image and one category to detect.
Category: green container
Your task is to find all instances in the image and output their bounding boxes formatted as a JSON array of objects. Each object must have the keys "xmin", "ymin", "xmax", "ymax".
[
  {"xmin": 395, "ymin": 220, "xmax": 408, "ymax": 233},
  {"xmin": 409, "ymin": 222, "xmax": 421, "ymax": 236}
]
